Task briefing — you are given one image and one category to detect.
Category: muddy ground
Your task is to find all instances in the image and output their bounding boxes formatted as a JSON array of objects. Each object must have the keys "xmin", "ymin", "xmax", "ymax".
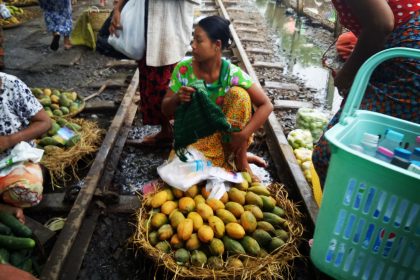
[{"xmin": 4, "ymin": 0, "xmax": 339, "ymax": 278}]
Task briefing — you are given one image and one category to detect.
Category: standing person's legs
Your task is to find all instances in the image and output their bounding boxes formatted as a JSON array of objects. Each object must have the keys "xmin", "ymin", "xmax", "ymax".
[{"xmin": 136, "ymin": 58, "xmax": 175, "ymax": 146}]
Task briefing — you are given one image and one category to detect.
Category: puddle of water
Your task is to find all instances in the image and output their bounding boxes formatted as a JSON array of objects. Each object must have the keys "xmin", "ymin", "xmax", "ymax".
[{"xmin": 254, "ymin": 0, "xmax": 341, "ymax": 110}]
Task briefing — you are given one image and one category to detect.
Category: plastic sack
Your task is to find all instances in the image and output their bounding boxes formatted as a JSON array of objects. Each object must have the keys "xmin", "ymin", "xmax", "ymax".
[
  {"xmin": 287, "ymin": 129, "xmax": 313, "ymax": 150},
  {"xmin": 0, "ymin": 142, "xmax": 44, "ymax": 176},
  {"xmin": 296, "ymin": 108, "xmax": 329, "ymax": 142},
  {"xmin": 157, "ymin": 147, "xmax": 242, "ymax": 191},
  {"xmin": 107, "ymin": 0, "xmax": 145, "ymax": 60}
]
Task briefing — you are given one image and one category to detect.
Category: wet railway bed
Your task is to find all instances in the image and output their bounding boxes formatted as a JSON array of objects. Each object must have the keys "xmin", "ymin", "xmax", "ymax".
[{"xmin": 2, "ymin": 0, "xmax": 342, "ymax": 278}]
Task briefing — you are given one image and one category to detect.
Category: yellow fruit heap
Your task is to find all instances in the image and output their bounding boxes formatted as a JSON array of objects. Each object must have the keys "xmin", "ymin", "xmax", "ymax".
[
  {"xmin": 31, "ymin": 88, "xmax": 81, "ymax": 118},
  {"xmin": 144, "ymin": 172, "xmax": 291, "ymax": 268},
  {"xmin": 37, "ymin": 117, "xmax": 82, "ymax": 150}
]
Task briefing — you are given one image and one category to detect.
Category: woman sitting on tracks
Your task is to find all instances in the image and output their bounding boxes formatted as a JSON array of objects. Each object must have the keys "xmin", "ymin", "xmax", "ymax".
[
  {"xmin": 162, "ymin": 16, "xmax": 273, "ymax": 180},
  {"xmin": 0, "ymin": 72, "xmax": 51, "ymax": 209},
  {"xmin": 313, "ymin": 0, "xmax": 420, "ymax": 185}
]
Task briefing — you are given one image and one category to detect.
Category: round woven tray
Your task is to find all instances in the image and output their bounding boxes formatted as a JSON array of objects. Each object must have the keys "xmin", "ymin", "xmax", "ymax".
[
  {"xmin": 34, "ymin": 88, "xmax": 86, "ymax": 119},
  {"xmin": 87, "ymin": 7, "xmax": 111, "ymax": 32},
  {"xmin": 133, "ymin": 183, "xmax": 304, "ymax": 280}
]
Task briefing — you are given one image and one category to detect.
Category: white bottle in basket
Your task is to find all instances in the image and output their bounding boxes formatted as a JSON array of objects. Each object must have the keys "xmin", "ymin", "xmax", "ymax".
[{"xmin": 360, "ymin": 133, "xmax": 379, "ymax": 157}]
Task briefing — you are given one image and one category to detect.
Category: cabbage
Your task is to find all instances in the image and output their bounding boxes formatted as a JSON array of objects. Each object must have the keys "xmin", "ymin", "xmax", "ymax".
[
  {"xmin": 296, "ymin": 108, "xmax": 329, "ymax": 142},
  {"xmin": 287, "ymin": 129, "xmax": 313, "ymax": 150}
]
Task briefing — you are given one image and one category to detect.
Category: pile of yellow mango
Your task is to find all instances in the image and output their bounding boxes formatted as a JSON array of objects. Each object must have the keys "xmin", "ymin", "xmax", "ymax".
[
  {"xmin": 145, "ymin": 172, "xmax": 290, "ymax": 268},
  {"xmin": 31, "ymin": 88, "xmax": 82, "ymax": 118}
]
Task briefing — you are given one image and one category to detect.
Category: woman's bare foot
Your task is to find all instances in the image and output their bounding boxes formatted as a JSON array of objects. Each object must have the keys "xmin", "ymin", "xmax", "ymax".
[
  {"xmin": 247, "ymin": 152, "xmax": 267, "ymax": 168},
  {"xmin": 64, "ymin": 36, "xmax": 72, "ymax": 50}
]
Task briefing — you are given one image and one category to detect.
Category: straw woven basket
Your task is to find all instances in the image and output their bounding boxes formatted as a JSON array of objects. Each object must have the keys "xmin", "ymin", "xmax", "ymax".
[{"xmin": 88, "ymin": 6, "xmax": 111, "ymax": 32}]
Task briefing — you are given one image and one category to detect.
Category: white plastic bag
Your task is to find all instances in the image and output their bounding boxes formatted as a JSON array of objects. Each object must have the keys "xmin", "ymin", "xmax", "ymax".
[
  {"xmin": 0, "ymin": 142, "xmax": 44, "ymax": 176},
  {"xmin": 157, "ymin": 147, "xmax": 242, "ymax": 191},
  {"xmin": 108, "ymin": 0, "xmax": 145, "ymax": 60}
]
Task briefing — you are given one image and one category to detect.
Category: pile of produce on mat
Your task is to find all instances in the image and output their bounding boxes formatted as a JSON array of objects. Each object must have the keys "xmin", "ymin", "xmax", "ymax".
[
  {"xmin": 0, "ymin": 5, "xmax": 24, "ymax": 27},
  {"xmin": 31, "ymin": 88, "xmax": 84, "ymax": 118},
  {"xmin": 37, "ymin": 117, "xmax": 81, "ymax": 151}
]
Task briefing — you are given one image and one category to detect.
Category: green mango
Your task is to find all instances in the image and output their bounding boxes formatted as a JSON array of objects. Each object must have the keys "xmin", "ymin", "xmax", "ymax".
[
  {"xmin": 59, "ymin": 96, "xmax": 72, "ymax": 107},
  {"xmin": 48, "ymin": 122, "xmax": 60, "ymax": 136},
  {"xmin": 53, "ymin": 109, "xmax": 63, "ymax": 117},
  {"xmin": 60, "ymin": 107, "xmax": 70, "ymax": 115}
]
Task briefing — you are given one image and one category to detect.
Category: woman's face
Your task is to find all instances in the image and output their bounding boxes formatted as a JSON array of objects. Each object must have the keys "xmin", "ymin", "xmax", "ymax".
[{"xmin": 191, "ymin": 26, "xmax": 219, "ymax": 62}]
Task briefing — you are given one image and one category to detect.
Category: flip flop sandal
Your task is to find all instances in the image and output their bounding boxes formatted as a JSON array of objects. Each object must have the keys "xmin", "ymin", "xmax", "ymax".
[{"xmin": 50, "ymin": 34, "xmax": 60, "ymax": 51}]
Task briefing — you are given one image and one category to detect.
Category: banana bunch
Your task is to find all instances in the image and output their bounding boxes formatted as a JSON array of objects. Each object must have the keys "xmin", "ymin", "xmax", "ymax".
[
  {"xmin": 6, "ymin": 5, "xmax": 24, "ymax": 16},
  {"xmin": 0, "ymin": 15, "xmax": 19, "ymax": 25}
]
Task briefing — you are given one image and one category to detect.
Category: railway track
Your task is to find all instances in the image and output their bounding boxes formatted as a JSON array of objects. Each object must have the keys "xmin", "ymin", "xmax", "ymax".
[{"xmin": 31, "ymin": 1, "xmax": 320, "ymax": 279}]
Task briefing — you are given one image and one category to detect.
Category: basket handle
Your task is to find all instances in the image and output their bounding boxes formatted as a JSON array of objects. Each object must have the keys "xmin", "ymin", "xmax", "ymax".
[
  {"xmin": 88, "ymin": 6, "xmax": 100, "ymax": 13},
  {"xmin": 339, "ymin": 47, "xmax": 420, "ymax": 125}
]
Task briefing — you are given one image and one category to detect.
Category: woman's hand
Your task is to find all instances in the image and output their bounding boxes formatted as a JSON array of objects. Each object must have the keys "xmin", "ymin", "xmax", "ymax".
[
  {"xmin": 178, "ymin": 86, "xmax": 196, "ymax": 103},
  {"xmin": 0, "ymin": 204, "xmax": 25, "ymax": 224},
  {"xmin": 228, "ymin": 130, "xmax": 248, "ymax": 157},
  {"xmin": 109, "ymin": 10, "xmax": 122, "ymax": 36},
  {"xmin": 0, "ymin": 135, "xmax": 12, "ymax": 153},
  {"xmin": 334, "ymin": 68, "xmax": 354, "ymax": 91}
]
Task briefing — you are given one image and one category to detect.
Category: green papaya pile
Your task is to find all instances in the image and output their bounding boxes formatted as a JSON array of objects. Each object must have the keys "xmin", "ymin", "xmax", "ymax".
[
  {"xmin": 37, "ymin": 118, "xmax": 82, "ymax": 151},
  {"xmin": 143, "ymin": 172, "xmax": 292, "ymax": 270},
  {"xmin": 31, "ymin": 88, "xmax": 82, "ymax": 118}
]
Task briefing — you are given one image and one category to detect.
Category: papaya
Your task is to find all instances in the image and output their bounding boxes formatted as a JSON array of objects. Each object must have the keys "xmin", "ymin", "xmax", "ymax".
[
  {"xmin": 206, "ymin": 198, "xmax": 225, "ymax": 211},
  {"xmin": 194, "ymin": 195, "xmax": 206, "ymax": 205},
  {"xmin": 185, "ymin": 233, "xmax": 201, "ymax": 250},
  {"xmin": 31, "ymin": 88, "xmax": 43, "ymax": 97},
  {"xmin": 223, "ymin": 236, "xmax": 246, "ymax": 255},
  {"xmin": 169, "ymin": 210, "xmax": 185, "ymax": 228},
  {"xmin": 170, "ymin": 234, "xmax": 183, "ymax": 249},
  {"xmin": 263, "ymin": 212, "xmax": 287, "ymax": 228},
  {"xmin": 274, "ymin": 229, "xmax": 289, "ymax": 242},
  {"xmin": 245, "ymin": 192, "xmax": 263, "ymax": 208},
  {"xmin": 39, "ymin": 136, "xmax": 58, "ymax": 147},
  {"xmin": 69, "ymin": 103, "xmax": 79, "ymax": 114},
  {"xmin": 151, "ymin": 191, "xmax": 168, "ymax": 208},
  {"xmin": 252, "ymin": 229, "xmax": 272, "ymax": 248},
  {"xmin": 158, "ymin": 224, "xmax": 173, "ymax": 241},
  {"xmin": 43, "ymin": 88, "xmax": 52, "ymax": 96},
  {"xmin": 258, "ymin": 248, "xmax": 269, "ymax": 258},
  {"xmin": 151, "ymin": 213, "xmax": 168, "ymax": 229},
  {"xmin": 216, "ymin": 209, "xmax": 237, "ymax": 224},
  {"xmin": 46, "ymin": 110, "xmax": 53, "ymax": 117},
  {"xmin": 260, "ymin": 196, "xmax": 276, "ymax": 212},
  {"xmin": 248, "ymin": 184, "xmax": 271, "ymax": 196},
  {"xmin": 161, "ymin": 201, "xmax": 178, "ymax": 216},
  {"xmin": 191, "ymin": 250, "xmax": 207, "ymax": 267},
  {"xmin": 197, "ymin": 225, "xmax": 214, "ymax": 243},
  {"xmin": 207, "ymin": 256, "xmax": 224, "ymax": 269},
  {"xmin": 228, "ymin": 188, "xmax": 246, "ymax": 205},
  {"xmin": 269, "ymin": 237, "xmax": 285, "ymax": 252},
  {"xmin": 257, "ymin": 221, "xmax": 275, "ymax": 234},
  {"xmin": 225, "ymin": 223, "xmax": 245, "ymax": 239},
  {"xmin": 187, "ymin": 212, "xmax": 203, "ymax": 232},
  {"xmin": 177, "ymin": 218, "xmax": 193, "ymax": 241},
  {"xmin": 201, "ymin": 186, "xmax": 211, "ymax": 199},
  {"xmin": 59, "ymin": 95, "xmax": 72, "ymax": 107},
  {"xmin": 234, "ymin": 180, "xmax": 248, "ymax": 191},
  {"xmin": 241, "ymin": 172, "xmax": 252, "ymax": 184},
  {"xmin": 226, "ymin": 257, "xmax": 243, "ymax": 269},
  {"xmin": 272, "ymin": 206, "xmax": 285, "ymax": 217},
  {"xmin": 70, "ymin": 91, "xmax": 78, "ymax": 101},
  {"xmin": 56, "ymin": 118, "xmax": 68, "ymax": 126},
  {"xmin": 50, "ymin": 103, "xmax": 60, "ymax": 110},
  {"xmin": 161, "ymin": 187, "xmax": 174, "ymax": 201},
  {"xmin": 220, "ymin": 192, "xmax": 229, "ymax": 204},
  {"xmin": 50, "ymin": 95, "xmax": 60, "ymax": 104},
  {"xmin": 172, "ymin": 188, "xmax": 184, "ymax": 199},
  {"xmin": 179, "ymin": 197, "xmax": 196, "ymax": 214},
  {"xmin": 209, "ymin": 238, "xmax": 224, "ymax": 256},
  {"xmin": 60, "ymin": 107, "xmax": 70, "ymax": 115},
  {"xmin": 196, "ymin": 203, "xmax": 213, "ymax": 221},
  {"xmin": 53, "ymin": 109, "xmax": 63, "ymax": 117},
  {"xmin": 65, "ymin": 135, "xmax": 81, "ymax": 148},
  {"xmin": 185, "ymin": 185, "xmax": 199, "ymax": 197},
  {"xmin": 155, "ymin": 241, "xmax": 171, "ymax": 253},
  {"xmin": 225, "ymin": 202, "xmax": 244, "ymax": 218},
  {"xmin": 148, "ymin": 231, "xmax": 159, "ymax": 246},
  {"xmin": 240, "ymin": 211, "xmax": 257, "ymax": 234},
  {"xmin": 208, "ymin": 216, "xmax": 225, "ymax": 238},
  {"xmin": 52, "ymin": 89, "xmax": 61, "ymax": 96},
  {"xmin": 39, "ymin": 97, "xmax": 51, "ymax": 106},
  {"xmin": 244, "ymin": 205, "xmax": 263, "ymax": 220},
  {"xmin": 240, "ymin": 236, "xmax": 261, "ymax": 256},
  {"xmin": 174, "ymin": 248, "xmax": 190, "ymax": 265}
]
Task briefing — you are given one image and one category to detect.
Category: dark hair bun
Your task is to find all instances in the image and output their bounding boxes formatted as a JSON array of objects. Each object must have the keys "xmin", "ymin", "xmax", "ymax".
[{"xmin": 198, "ymin": 16, "xmax": 233, "ymax": 49}]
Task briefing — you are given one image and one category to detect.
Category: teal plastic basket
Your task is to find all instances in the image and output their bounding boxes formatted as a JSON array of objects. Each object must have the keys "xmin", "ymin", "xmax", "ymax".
[{"xmin": 310, "ymin": 48, "xmax": 420, "ymax": 280}]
